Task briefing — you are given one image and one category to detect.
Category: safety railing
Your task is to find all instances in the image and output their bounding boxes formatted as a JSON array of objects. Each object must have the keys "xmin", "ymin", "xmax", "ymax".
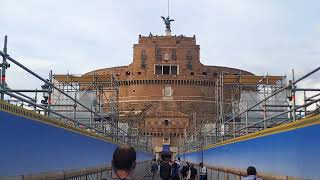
[
  {"xmin": 3, "ymin": 161, "xmax": 151, "ymax": 180},
  {"xmin": 0, "ymin": 99, "xmax": 150, "ymax": 152},
  {"xmin": 0, "ymin": 35, "xmax": 149, "ymax": 151},
  {"xmin": 193, "ymin": 164, "xmax": 307, "ymax": 180},
  {"xmin": 184, "ymin": 66, "xmax": 320, "ymax": 151},
  {"xmin": 0, "ymin": 99, "xmax": 124, "ymax": 146}
]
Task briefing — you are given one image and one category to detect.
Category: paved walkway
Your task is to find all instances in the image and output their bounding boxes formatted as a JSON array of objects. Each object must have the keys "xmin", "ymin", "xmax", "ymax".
[{"xmin": 142, "ymin": 172, "xmax": 161, "ymax": 180}]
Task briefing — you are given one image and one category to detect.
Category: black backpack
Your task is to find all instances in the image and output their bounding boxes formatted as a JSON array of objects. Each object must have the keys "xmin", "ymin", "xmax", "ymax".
[{"xmin": 160, "ymin": 162, "xmax": 171, "ymax": 178}]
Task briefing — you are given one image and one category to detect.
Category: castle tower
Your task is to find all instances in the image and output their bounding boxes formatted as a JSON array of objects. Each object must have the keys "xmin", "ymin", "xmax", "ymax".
[{"xmin": 82, "ymin": 29, "xmax": 253, "ymax": 157}]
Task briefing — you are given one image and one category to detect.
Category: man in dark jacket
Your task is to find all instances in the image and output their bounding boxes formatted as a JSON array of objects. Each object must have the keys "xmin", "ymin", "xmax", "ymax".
[
  {"xmin": 160, "ymin": 158, "xmax": 172, "ymax": 180},
  {"xmin": 190, "ymin": 164, "xmax": 198, "ymax": 180},
  {"xmin": 181, "ymin": 162, "xmax": 190, "ymax": 180}
]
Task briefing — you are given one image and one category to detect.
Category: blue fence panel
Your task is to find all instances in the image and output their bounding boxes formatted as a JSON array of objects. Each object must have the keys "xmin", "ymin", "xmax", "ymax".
[
  {"xmin": 0, "ymin": 110, "xmax": 152, "ymax": 176},
  {"xmin": 184, "ymin": 123, "xmax": 320, "ymax": 180}
]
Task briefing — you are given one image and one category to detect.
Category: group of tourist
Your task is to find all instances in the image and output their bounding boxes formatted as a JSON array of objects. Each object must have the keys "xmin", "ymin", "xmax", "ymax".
[
  {"xmin": 150, "ymin": 157, "xmax": 207, "ymax": 180},
  {"xmin": 109, "ymin": 145, "xmax": 262, "ymax": 180}
]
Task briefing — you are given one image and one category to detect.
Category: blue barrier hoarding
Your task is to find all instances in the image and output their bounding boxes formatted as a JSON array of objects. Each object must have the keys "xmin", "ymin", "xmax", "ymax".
[
  {"xmin": 184, "ymin": 122, "xmax": 320, "ymax": 180},
  {"xmin": 0, "ymin": 110, "xmax": 153, "ymax": 176}
]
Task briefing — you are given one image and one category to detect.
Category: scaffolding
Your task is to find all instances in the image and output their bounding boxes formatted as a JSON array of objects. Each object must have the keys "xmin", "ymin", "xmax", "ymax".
[
  {"xmin": 184, "ymin": 68, "xmax": 320, "ymax": 152},
  {"xmin": 52, "ymin": 73, "xmax": 120, "ymax": 137},
  {"xmin": 0, "ymin": 35, "xmax": 148, "ymax": 150},
  {"xmin": 215, "ymin": 74, "xmax": 287, "ymax": 137}
]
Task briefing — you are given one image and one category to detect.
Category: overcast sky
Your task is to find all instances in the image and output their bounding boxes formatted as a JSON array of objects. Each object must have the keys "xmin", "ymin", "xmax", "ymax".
[{"xmin": 1, "ymin": 0, "xmax": 319, "ymax": 90}]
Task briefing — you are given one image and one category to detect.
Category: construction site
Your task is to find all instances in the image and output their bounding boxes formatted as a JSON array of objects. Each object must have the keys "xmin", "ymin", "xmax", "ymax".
[
  {"xmin": 50, "ymin": 70, "xmax": 293, "ymax": 153},
  {"xmin": 0, "ymin": 0, "xmax": 320, "ymax": 180},
  {"xmin": 1, "ymin": 9, "xmax": 320, "ymax": 179},
  {"xmin": 1, "ymin": 30, "xmax": 319, "ymax": 159}
]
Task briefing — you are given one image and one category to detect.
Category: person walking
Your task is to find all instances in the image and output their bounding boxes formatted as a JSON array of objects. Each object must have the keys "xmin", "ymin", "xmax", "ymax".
[
  {"xmin": 109, "ymin": 145, "xmax": 136, "ymax": 180},
  {"xmin": 160, "ymin": 158, "xmax": 172, "ymax": 180},
  {"xmin": 175, "ymin": 158, "xmax": 182, "ymax": 178},
  {"xmin": 199, "ymin": 163, "xmax": 207, "ymax": 180},
  {"xmin": 189, "ymin": 164, "xmax": 198, "ymax": 180},
  {"xmin": 242, "ymin": 166, "xmax": 263, "ymax": 180},
  {"xmin": 175, "ymin": 158, "xmax": 182, "ymax": 171},
  {"xmin": 171, "ymin": 162, "xmax": 180, "ymax": 180},
  {"xmin": 151, "ymin": 159, "xmax": 159, "ymax": 180},
  {"xmin": 181, "ymin": 162, "xmax": 189, "ymax": 180}
]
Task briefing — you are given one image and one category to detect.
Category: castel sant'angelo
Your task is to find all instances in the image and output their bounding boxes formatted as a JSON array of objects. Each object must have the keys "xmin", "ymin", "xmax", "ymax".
[
  {"xmin": 83, "ymin": 16, "xmax": 253, "ymax": 153},
  {"xmin": 55, "ymin": 15, "xmax": 282, "ymax": 158}
]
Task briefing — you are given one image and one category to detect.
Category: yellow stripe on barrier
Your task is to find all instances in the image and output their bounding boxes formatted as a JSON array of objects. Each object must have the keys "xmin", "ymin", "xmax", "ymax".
[
  {"xmin": 187, "ymin": 114, "xmax": 320, "ymax": 153},
  {"xmin": 205, "ymin": 114, "xmax": 320, "ymax": 151}
]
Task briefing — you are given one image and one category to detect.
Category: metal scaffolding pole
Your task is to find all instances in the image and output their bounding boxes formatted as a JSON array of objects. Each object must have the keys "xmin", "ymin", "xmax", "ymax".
[
  {"xmin": 0, "ymin": 36, "xmax": 148, "ymax": 150},
  {"xmin": 184, "ymin": 66, "xmax": 319, "ymax": 152},
  {"xmin": 1, "ymin": 35, "xmax": 8, "ymax": 100}
]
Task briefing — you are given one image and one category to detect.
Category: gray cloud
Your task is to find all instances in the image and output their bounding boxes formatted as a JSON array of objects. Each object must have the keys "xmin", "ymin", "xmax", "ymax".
[{"xmin": 0, "ymin": 0, "xmax": 319, "ymax": 91}]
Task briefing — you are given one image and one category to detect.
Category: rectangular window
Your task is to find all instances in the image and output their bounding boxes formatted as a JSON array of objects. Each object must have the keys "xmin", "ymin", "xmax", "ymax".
[
  {"xmin": 156, "ymin": 55, "xmax": 162, "ymax": 61},
  {"xmin": 155, "ymin": 65, "xmax": 162, "ymax": 75},
  {"xmin": 187, "ymin": 61, "xmax": 192, "ymax": 69},
  {"xmin": 154, "ymin": 65, "xmax": 179, "ymax": 75},
  {"xmin": 156, "ymin": 49, "xmax": 162, "ymax": 61},
  {"xmin": 156, "ymin": 49, "xmax": 161, "ymax": 55},
  {"xmin": 186, "ymin": 50, "xmax": 192, "ymax": 60},
  {"xmin": 171, "ymin": 66, "xmax": 177, "ymax": 75},
  {"xmin": 141, "ymin": 60, "xmax": 146, "ymax": 68},
  {"xmin": 172, "ymin": 49, "xmax": 177, "ymax": 60},
  {"xmin": 141, "ymin": 50, "xmax": 147, "ymax": 68},
  {"xmin": 163, "ymin": 66, "xmax": 170, "ymax": 74}
]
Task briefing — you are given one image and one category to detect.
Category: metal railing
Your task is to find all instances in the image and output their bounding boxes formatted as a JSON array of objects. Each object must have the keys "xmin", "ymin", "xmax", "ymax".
[
  {"xmin": 0, "ymin": 35, "xmax": 148, "ymax": 151},
  {"xmin": 3, "ymin": 161, "xmax": 151, "ymax": 180},
  {"xmin": 184, "ymin": 66, "xmax": 320, "ymax": 151},
  {"xmin": 193, "ymin": 164, "xmax": 307, "ymax": 180}
]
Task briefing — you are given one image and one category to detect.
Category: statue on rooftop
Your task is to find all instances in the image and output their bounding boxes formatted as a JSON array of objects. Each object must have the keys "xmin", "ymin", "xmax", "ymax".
[{"xmin": 161, "ymin": 16, "xmax": 174, "ymax": 30}]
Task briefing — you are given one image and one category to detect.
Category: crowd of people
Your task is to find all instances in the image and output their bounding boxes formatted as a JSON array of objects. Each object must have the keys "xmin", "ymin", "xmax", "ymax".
[
  {"xmin": 110, "ymin": 145, "xmax": 262, "ymax": 180},
  {"xmin": 150, "ymin": 157, "xmax": 204, "ymax": 180}
]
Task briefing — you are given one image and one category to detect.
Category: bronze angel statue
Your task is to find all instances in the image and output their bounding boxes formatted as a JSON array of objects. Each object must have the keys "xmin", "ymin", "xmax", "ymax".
[{"xmin": 161, "ymin": 16, "xmax": 175, "ymax": 29}]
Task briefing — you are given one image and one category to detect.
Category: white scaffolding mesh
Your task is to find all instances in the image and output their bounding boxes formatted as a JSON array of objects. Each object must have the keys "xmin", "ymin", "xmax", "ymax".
[{"xmin": 239, "ymin": 89, "xmax": 288, "ymax": 123}]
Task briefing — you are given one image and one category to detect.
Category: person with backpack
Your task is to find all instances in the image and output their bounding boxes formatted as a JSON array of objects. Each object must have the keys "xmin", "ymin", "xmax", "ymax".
[
  {"xmin": 160, "ymin": 158, "xmax": 172, "ymax": 180},
  {"xmin": 242, "ymin": 166, "xmax": 263, "ymax": 180},
  {"xmin": 151, "ymin": 159, "xmax": 159, "ymax": 180},
  {"xmin": 171, "ymin": 161, "xmax": 180, "ymax": 180},
  {"xmin": 175, "ymin": 158, "xmax": 182, "ymax": 178},
  {"xmin": 189, "ymin": 164, "xmax": 198, "ymax": 180},
  {"xmin": 181, "ymin": 162, "xmax": 190, "ymax": 180},
  {"xmin": 199, "ymin": 163, "xmax": 207, "ymax": 180}
]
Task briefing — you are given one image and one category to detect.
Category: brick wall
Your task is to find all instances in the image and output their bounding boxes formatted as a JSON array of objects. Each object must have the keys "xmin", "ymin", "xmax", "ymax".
[{"xmin": 84, "ymin": 34, "xmax": 253, "ymax": 148}]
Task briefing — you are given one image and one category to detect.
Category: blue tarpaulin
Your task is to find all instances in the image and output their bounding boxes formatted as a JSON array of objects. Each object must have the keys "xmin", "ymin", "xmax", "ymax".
[{"xmin": 162, "ymin": 145, "xmax": 170, "ymax": 153}]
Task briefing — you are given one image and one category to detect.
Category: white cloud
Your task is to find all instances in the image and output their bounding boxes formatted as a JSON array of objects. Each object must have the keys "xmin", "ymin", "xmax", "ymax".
[
  {"xmin": 316, "ymin": 24, "xmax": 320, "ymax": 33},
  {"xmin": 10, "ymin": 57, "xmax": 55, "ymax": 72},
  {"xmin": 5, "ymin": 57, "xmax": 55, "ymax": 89},
  {"xmin": 1, "ymin": 0, "xmax": 320, "ymax": 90}
]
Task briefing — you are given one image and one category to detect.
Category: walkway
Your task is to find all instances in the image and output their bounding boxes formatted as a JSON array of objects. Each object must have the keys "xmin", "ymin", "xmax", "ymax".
[{"xmin": 142, "ymin": 172, "xmax": 161, "ymax": 180}]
